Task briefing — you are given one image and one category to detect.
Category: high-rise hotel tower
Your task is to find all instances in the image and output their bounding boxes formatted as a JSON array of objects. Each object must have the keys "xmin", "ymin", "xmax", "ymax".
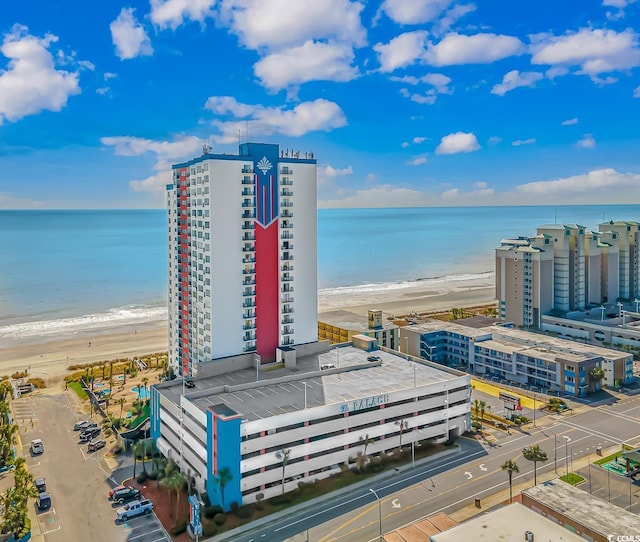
[{"xmin": 166, "ymin": 143, "xmax": 318, "ymax": 375}]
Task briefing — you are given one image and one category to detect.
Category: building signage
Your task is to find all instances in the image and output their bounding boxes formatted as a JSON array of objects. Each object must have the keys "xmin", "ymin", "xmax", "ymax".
[
  {"xmin": 339, "ymin": 393, "xmax": 389, "ymax": 414},
  {"xmin": 499, "ymin": 391, "xmax": 521, "ymax": 406}
]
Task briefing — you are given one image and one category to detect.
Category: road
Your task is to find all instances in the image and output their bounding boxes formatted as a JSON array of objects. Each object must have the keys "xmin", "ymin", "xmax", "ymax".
[{"xmin": 226, "ymin": 393, "xmax": 640, "ymax": 542}]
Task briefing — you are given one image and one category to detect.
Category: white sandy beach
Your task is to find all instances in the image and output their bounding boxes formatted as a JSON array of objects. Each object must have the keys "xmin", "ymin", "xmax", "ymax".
[{"xmin": 0, "ymin": 274, "xmax": 495, "ymax": 383}]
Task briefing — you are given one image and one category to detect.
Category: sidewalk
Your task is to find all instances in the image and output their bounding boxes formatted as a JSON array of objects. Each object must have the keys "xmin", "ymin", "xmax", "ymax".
[{"xmin": 207, "ymin": 445, "xmax": 463, "ymax": 542}]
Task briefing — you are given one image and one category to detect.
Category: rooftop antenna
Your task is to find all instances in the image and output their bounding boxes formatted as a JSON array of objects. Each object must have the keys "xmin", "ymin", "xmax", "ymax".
[{"xmin": 554, "ymin": 209, "xmax": 557, "ymax": 224}]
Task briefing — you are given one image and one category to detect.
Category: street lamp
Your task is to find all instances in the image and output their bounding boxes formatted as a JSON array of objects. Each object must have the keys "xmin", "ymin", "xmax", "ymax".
[
  {"xmin": 600, "ymin": 305, "xmax": 606, "ymax": 321},
  {"xmin": 411, "ymin": 429, "xmax": 424, "ymax": 469},
  {"xmin": 562, "ymin": 435, "xmax": 571, "ymax": 476},
  {"xmin": 618, "ymin": 301, "xmax": 623, "ymax": 318},
  {"xmin": 553, "ymin": 434, "xmax": 557, "ymax": 473},
  {"xmin": 369, "ymin": 488, "xmax": 382, "ymax": 541}
]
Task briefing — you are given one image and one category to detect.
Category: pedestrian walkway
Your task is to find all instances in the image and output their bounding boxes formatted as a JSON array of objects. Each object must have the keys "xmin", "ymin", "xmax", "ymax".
[{"xmin": 471, "ymin": 378, "xmax": 537, "ymax": 409}]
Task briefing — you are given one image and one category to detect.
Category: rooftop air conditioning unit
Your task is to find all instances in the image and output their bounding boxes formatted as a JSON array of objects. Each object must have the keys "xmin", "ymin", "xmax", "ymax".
[{"xmin": 524, "ymin": 531, "xmax": 534, "ymax": 542}]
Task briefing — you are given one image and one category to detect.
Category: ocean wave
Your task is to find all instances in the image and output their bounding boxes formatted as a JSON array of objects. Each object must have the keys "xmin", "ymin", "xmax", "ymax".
[
  {"xmin": 0, "ymin": 305, "xmax": 168, "ymax": 340},
  {"xmin": 318, "ymin": 271, "xmax": 494, "ymax": 297}
]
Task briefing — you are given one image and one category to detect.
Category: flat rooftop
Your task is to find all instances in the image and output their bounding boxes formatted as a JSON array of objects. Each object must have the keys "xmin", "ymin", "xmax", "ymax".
[
  {"xmin": 157, "ymin": 346, "xmax": 466, "ymax": 421},
  {"xmin": 431, "ymin": 502, "xmax": 584, "ymax": 542},
  {"xmin": 523, "ymin": 479, "xmax": 640, "ymax": 536}
]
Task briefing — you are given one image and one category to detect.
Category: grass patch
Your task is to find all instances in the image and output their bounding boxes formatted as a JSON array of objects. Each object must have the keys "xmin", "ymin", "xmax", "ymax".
[
  {"xmin": 560, "ymin": 472, "xmax": 585, "ymax": 485},
  {"xmin": 128, "ymin": 403, "xmax": 150, "ymax": 428},
  {"xmin": 595, "ymin": 451, "xmax": 622, "ymax": 466},
  {"xmin": 69, "ymin": 381, "xmax": 88, "ymax": 401}
]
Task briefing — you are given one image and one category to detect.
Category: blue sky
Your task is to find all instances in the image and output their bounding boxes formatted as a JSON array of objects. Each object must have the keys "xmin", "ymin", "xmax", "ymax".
[{"xmin": 0, "ymin": 0, "xmax": 639, "ymax": 209}]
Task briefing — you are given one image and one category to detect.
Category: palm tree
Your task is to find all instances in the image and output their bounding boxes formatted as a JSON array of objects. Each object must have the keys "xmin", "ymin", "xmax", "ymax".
[
  {"xmin": 0, "ymin": 423, "xmax": 18, "ymax": 467},
  {"xmin": 132, "ymin": 440, "xmax": 147, "ymax": 477},
  {"xmin": 522, "ymin": 445, "xmax": 548, "ymax": 486},
  {"xmin": 359, "ymin": 433, "xmax": 374, "ymax": 467},
  {"xmin": 0, "ymin": 381, "xmax": 12, "ymax": 402},
  {"xmin": 163, "ymin": 470, "xmax": 188, "ymax": 521},
  {"xmin": 117, "ymin": 397, "xmax": 126, "ymax": 420},
  {"xmin": 215, "ymin": 467, "xmax": 233, "ymax": 509},
  {"xmin": 501, "ymin": 459, "xmax": 519, "ymax": 503},
  {"xmin": 395, "ymin": 419, "xmax": 408, "ymax": 451},
  {"xmin": 151, "ymin": 455, "xmax": 167, "ymax": 489},
  {"xmin": 589, "ymin": 367, "xmax": 605, "ymax": 392},
  {"xmin": 275, "ymin": 448, "xmax": 291, "ymax": 495}
]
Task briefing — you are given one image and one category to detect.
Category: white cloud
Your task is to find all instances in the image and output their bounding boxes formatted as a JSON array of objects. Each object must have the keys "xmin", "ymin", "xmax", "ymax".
[
  {"xmin": 319, "ymin": 169, "xmax": 640, "ymax": 208},
  {"xmin": 435, "ymin": 131, "xmax": 480, "ymax": 154},
  {"xmin": 491, "ymin": 69, "xmax": 543, "ymax": 95},
  {"xmin": 130, "ymin": 169, "xmax": 173, "ymax": 193},
  {"xmin": 100, "ymin": 134, "xmax": 203, "ymax": 159},
  {"xmin": 0, "ymin": 192, "xmax": 45, "ymax": 209},
  {"xmin": 401, "ymin": 141, "xmax": 410, "ymax": 148},
  {"xmin": 104, "ymin": 72, "xmax": 117, "ymax": 80},
  {"xmin": 219, "ymin": 0, "xmax": 366, "ymax": 50},
  {"xmin": 433, "ymin": 4, "xmax": 476, "ymax": 36},
  {"xmin": 254, "ymin": 41, "xmax": 357, "ymax": 90},
  {"xmin": 577, "ymin": 134, "xmax": 596, "ymax": 148},
  {"xmin": 0, "ymin": 25, "xmax": 80, "ymax": 124},
  {"xmin": 374, "ymin": 31, "xmax": 427, "ymax": 72},
  {"xmin": 488, "ymin": 136, "xmax": 502, "ymax": 144},
  {"xmin": 634, "ymin": 85, "xmax": 640, "ymax": 97},
  {"xmin": 96, "ymin": 87, "xmax": 110, "ymax": 95},
  {"xmin": 512, "ymin": 138, "xmax": 536, "ymax": 146},
  {"xmin": 204, "ymin": 96, "xmax": 347, "ymax": 143},
  {"xmin": 413, "ymin": 136, "xmax": 426, "ymax": 144},
  {"xmin": 561, "ymin": 117, "xmax": 579, "ymax": 125},
  {"xmin": 424, "ymin": 32, "xmax": 524, "ymax": 66},
  {"xmin": 393, "ymin": 72, "xmax": 452, "ymax": 104},
  {"xmin": 603, "ymin": 0, "xmax": 631, "ymax": 6},
  {"xmin": 110, "ymin": 8, "xmax": 153, "ymax": 60},
  {"xmin": 407, "ymin": 156, "xmax": 428, "ymax": 166},
  {"xmin": 530, "ymin": 28, "xmax": 640, "ymax": 80},
  {"xmin": 322, "ymin": 165, "xmax": 353, "ymax": 177},
  {"xmin": 404, "ymin": 91, "xmax": 437, "ymax": 104},
  {"xmin": 381, "ymin": 0, "xmax": 453, "ymax": 24},
  {"xmin": 150, "ymin": 0, "xmax": 216, "ymax": 29}
]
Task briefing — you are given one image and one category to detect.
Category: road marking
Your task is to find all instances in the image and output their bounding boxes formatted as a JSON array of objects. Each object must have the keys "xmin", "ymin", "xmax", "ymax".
[
  {"xmin": 479, "ymin": 464, "xmax": 487, "ymax": 471},
  {"xmin": 129, "ymin": 527, "xmax": 164, "ymax": 540},
  {"xmin": 559, "ymin": 419, "xmax": 624, "ymax": 444},
  {"xmin": 391, "ymin": 499, "xmax": 401, "ymax": 509},
  {"xmin": 41, "ymin": 526, "xmax": 61, "ymax": 535},
  {"xmin": 464, "ymin": 471, "xmax": 472, "ymax": 479}
]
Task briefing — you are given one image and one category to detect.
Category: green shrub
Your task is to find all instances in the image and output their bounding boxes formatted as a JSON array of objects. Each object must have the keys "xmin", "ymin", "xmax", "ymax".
[
  {"xmin": 213, "ymin": 513, "xmax": 227, "ymax": 526},
  {"xmin": 170, "ymin": 522, "xmax": 187, "ymax": 536},
  {"xmin": 203, "ymin": 505, "xmax": 223, "ymax": 519},
  {"xmin": 203, "ymin": 522, "xmax": 218, "ymax": 536},
  {"xmin": 230, "ymin": 501, "xmax": 239, "ymax": 513},
  {"xmin": 235, "ymin": 504, "xmax": 254, "ymax": 519},
  {"xmin": 136, "ymin": 472, "xmax": 148, "ymax": 484},
  {"xmin": 147, "ymin": 471, "xmax": 158, "ymax": 480}
]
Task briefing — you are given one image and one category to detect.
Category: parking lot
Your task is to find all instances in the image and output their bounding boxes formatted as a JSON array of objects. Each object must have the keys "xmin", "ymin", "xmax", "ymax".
[{"xmin": 13, "ymin": 391, "xmax": 169, "ymax": 542}]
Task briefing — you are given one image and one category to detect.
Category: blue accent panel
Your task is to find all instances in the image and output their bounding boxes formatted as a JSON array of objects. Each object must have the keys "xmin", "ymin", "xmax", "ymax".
[
  {"xmin": 205, "ymin": 410, "xmax": 242, "ymax": 512},
  {"xmin": 253, "ymin": 146, "xmax": 280, "ymax": 227},
  {"xmin": 150, "ymin": 387, "xmax": 161, "ymax": 441}
]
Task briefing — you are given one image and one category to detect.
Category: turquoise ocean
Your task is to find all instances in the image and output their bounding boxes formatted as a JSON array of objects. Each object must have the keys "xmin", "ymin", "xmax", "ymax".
[{"xmin": 1, "ymin": 205, "xmax": 640, "ymax": 341}]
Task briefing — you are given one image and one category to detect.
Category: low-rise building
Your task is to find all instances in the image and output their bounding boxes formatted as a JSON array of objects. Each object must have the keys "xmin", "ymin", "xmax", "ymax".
[
  {"xmin": 401, "ymin": 318, "xmax": 632, "ymax": 396},
  {"xmin": 318, "ymin": 309, "xmax": 399, "ymax": 349},
  {"xmin": 522, "ymin": 479, "xmax": 640, "ymax": 542},
  {"xmin": 150, "ymin": 342, "xmax": 470, "ymax": 510}
]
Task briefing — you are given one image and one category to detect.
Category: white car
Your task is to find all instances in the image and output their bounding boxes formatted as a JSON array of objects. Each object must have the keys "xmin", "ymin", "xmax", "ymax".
[{"xmin": 30, "ymin": 439, "xmax": 44, "ymax": 455}]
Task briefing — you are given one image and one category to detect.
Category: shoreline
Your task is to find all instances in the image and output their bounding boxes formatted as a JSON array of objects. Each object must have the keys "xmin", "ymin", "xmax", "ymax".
[{"xmin": 0, "ymin": 274, "xmax": 495, "ymax": 382}]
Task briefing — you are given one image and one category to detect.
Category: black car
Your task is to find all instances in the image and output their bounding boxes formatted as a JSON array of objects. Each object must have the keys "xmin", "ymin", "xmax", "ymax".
[
  {"xmin": 88, "ymin": 439, "xmax": 106, "ymax": 452},
  {"xmin": 79, "ymin": 427, "xmax": 101, "ymax": 442},
  {"xmin": 35, "ymin": 478, "xmax": 46, "ymax": 493},
  {"xmin": 185, "ymin": 378, "xmax": 196, "ymax": 389},
  {"xmin": 110, "ymin": 487, "xmax": 141, "ymax": 504},
  {"xmin": 37, "ymin": 492, "xmax": 51, "ymax": 511},
  {"xmin": 367, "ymin": 355, "xmax": 382, "ymax": 362}
]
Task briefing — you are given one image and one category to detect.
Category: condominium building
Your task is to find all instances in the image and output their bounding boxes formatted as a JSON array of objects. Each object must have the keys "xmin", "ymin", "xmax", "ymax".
[
  {"xmin": 150, "ymin": 343, "xmax": 470, "ymax": 509},
  {"xmin": 496, "ymin": 221, "xmax": 640, "ymax": 328},
  {"xmin": 400, "ymin": 318, "xmax": 633, "ymax": 396},
  {"xmin": 318, "ymin": 309, "xmax": 400, "ymax": 348},
  {"xmin": 167, "ymin": 143, "xmax": 318, "ymax": 375}
]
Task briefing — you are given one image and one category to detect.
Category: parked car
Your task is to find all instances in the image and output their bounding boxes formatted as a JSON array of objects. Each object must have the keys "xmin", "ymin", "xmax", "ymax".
[
  {"xmin": 79, "ymin": 427, "xmax": 101, "ymax": 442},
  {"xmin": 34, "ymin": 478, "xmax": 46, "ymax": 493},
  {"xmin": 108, "ymin": 485, "xmax": 127, "ymax": 499},
  {"xmin": 30, "ymin": 439, "xmax": 44, "ymax": 455},
  {"xmin": 110, "ymin": 487, "xmax": 141, "ymax": 504},
  {"xmin": 37, "ymin": 492, "xmax": 51, "ymax": 511},
  {"xmin": 320, "ymin": 363, "xmax": 336, "ymax": 370},
  {"xmin": 367, "ymin": 355, "xmax": 382, "ymax": 362},
  {"xmin": 87, "ymin": 439, "xmax": 106, "ymax": 452},
  {"xmin": 74, "ymin": 420, "xmax": 97, "ymax": 431},
  {"xmin": 184, "ymin": 378, "xmax": 196, "ymax": 388},
  {"xmin": 115, "ymin": 499, "xmax": 153, "ymax": 521}
]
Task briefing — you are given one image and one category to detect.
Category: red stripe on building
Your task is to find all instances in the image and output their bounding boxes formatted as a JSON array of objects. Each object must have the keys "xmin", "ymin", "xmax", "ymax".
[{"xmin": 255, "ymin": 221, "xmax": 279, "ymax": 362}]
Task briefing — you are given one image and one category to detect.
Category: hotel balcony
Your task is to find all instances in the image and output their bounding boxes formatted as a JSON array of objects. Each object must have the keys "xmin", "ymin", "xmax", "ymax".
[
  {"xmin": 281, "ymin": 200, "xmax": 293, "ymax": 208},
  {"xmin": 281, "ymin": 275, "xmax": 293, "ymax": 282},
  {"xmin": 241, "ymin": 211, "xmax": 255, "ymax": 219},
  {"xmin": 243, "ymin": 289, "xmax": 256, "ymax": 297},
  {"xmin": 243, "ymin": 343, "xmax": 256, "ymax": 353},
  {"xmin": 281, "ymin": 210, "xmax": 293, "ymax": 218},
  {"xmin": 282, "ymin": 295, "xmax": 294, "ymax": 303},
  {"xmin": 282, "ymin": 327, "xmax": 294, "ymax": 335},
  {"xmin": 242, "ymin": 188, "xmax": 255, "ymax": 196},
  {"xmin": 241, "ymin": 200, "xmax": 255, "ymax": 208},
  {"xmin": 281, "ymin": 232, "xmax": 293, "ymax": 240},
  {"xmin": 244, "ymin": 333, "xmax": 256, "ymax": 341},
  {"xmin": 281, "ymin": 285, "xmax": 294, "ymax": 293},
  {"xmin": 243, "ymin": 278, "xmax": 256, "ymax": 285},
  {"xmin": 281, "ymin": 222, "xmax": 293, "ymax": 229},
  {"xmin": 242, "ymin": 233, "xmax": 256, "ymax": 241},
  {"xmin": 282, "ymin": 337, "xmax": 295, "ymax": 346},
  {"xmin": 281, "ymin": 264, "xmax": 293, "ymax": 271},
  {"xmin": 282, "ymin": 316, "xmax": 294, "ymax": 324},
  {"xmin": 281, "ymin": 243, "xmax": 293, "ymax": 250},
  {"xmin": 242, "ymin": 167, "xmax": 254, "ymax": 174},
  {"xmin": 242, "ymin": 257, "xmax": 256, "ymax": 264},
  {"xmin": 282, "ymin": 307, "xmax": 294, "ymax": 314},
  {"xmin": 281, "ymin": 178, "xmax": 293, "ymax": 186},
  {"xmin": 281, "ymin": 254, "xmax": 294, "ymax": 261},
  {"xmin": 280, "ymin": 168, "xmax": 293, "ymax": 175},
  {"xmin": 243, "ymin": 310, "xmax": 256, "ymax": 319},
  {"xmin": 242, "ymin": 177, "xmax": 254, "ymax": 184},
  {"xmin": 243, "ymin": 300, "xmax": 256, "ymax": 308},
  {"xmin": 281, "ymin": 189, "xmax": 293, "ymax": 197},
  {"xmin": 242, "ymin": 222, "xmax": 255, "ymax": 230},
  {"xmin": 243, "ymin": 323, "xmax": 256, "ymax": 330},
  {"xmin": 242, "ymin": 246, "xmax": 256, "ymax": 252},
  {"xmin": 243, "ymin": 267, "xmax": 256, "ymax": 275}
]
